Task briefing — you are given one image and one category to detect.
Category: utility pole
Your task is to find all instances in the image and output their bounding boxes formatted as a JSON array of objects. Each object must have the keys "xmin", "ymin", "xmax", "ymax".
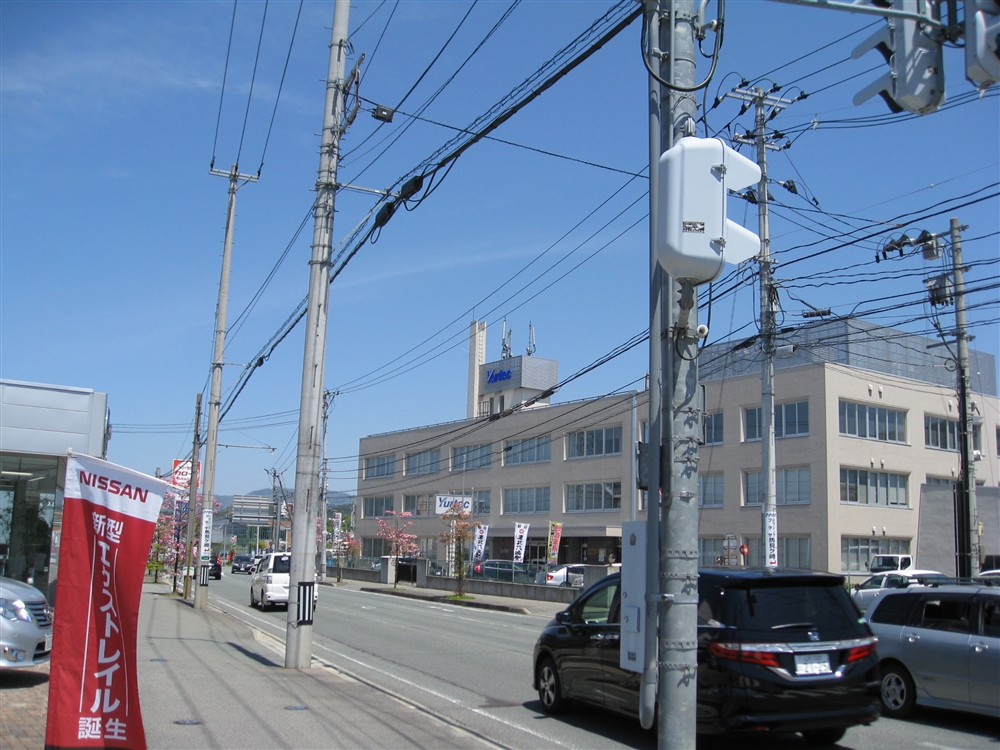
[
  {"xmin": 641, "ymin": 2, "xmax": 700, "ymax": 747},
  {"xmin": 950, "ymin": 218, "xmax": 979, "ymax": 578},
  {"xmin": 731, "ymin": 88, "xmax": 793, "ymax": 567},
  {"xmin": 183, "ymin": 393, "xmax": 202, "ymax": 600},
  {"xmin": 286, "ymin": 0, "xmax": 351, "ymax": 669},
  {"xmin": 195, "ymin": 164, "xmax": 258, "ymax": 610}
]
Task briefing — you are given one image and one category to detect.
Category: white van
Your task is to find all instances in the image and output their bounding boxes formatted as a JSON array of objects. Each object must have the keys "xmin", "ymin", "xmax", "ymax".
[{"xmin": 249, "ymin": 553, "xmax": 318, "ymax": 611}]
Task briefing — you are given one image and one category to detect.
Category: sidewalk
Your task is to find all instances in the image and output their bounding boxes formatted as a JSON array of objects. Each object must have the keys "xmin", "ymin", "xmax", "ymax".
[{"xmin": 0, "ymin": 579, "xmax": 568, "ymax": 750}]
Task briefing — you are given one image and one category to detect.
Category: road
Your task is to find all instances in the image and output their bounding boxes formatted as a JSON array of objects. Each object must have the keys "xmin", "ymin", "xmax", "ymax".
[{"xmin": 207, "ymin": 571, "xmax": 999, "ymax": 750}]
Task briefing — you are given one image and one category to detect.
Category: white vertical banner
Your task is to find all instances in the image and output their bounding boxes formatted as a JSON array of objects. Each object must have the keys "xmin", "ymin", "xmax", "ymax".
[
  {"xmin": 472, "ymin": 524, "xmax": 489, "ymax": 562},
  {"xmin": 513, "ymin": 522, "xmax": 530, "ymax": 563},
  {"xmin": 200, "ymin": 508, "xmax": 213, "ymax": 562},
  {"xmin": 764, "ymin": 510, "xmax": 778, "ymax": 567}
]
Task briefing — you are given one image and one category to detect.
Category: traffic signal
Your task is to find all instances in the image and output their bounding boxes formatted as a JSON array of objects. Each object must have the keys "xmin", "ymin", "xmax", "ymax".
[
  {"xmin": 965, "ymin": 0, "xmax": 1000, "ymax": 89},
  {"xmin": 852, "ymin": 0, "xmax": 945, "ymax": 115},
  {"xmin": 656, "ymin": 136, "xmax": 761, "ymax": 285}
]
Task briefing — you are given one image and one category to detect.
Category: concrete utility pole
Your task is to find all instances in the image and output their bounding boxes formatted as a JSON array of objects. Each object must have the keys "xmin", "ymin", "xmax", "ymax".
[
  {"xmin": 731, "ymin": 88, "xmax": 793, "ymax": 567},
  {"xmin": 196, "ymin": 164, "xmax": 258, "ymax": 610},
  {"xmin": 183, "ymin": 393, "xmax": 202, "ymax": 600},
  {"xmin": 642, "ymin": 1, "xmax": 700, "ymax": 747},
  {"xmin": 950, "ymin": 218, "xmax": 979, "ymax": 578},
  {"xmin": 286, "ymin": 0, "xmax": 351, "ymax": 669}
]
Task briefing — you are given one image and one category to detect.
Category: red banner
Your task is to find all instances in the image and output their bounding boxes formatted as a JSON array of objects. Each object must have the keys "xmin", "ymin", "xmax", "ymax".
[{"xmin": 45, "ymin": 454, "xmax": 169, "ymax": 750}]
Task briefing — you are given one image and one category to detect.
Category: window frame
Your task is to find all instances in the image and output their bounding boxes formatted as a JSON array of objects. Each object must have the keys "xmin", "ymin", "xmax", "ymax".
[
  {"xmin": 839, "ymin": 400, "xmax": 907, "ymax": 444},
  {"xmin": 567, "ymin": 425, "xmax": 623, "ymax": 459},
  {"xmin": 839, "ymin": 467, "xmax": 909, "ymax": 507},
  {"xmin": 364, "ymin": 454, "xmax": 396, "ymax": 479},
  {"xmin": 566, "ymin": 481, "xmax": 622, "ymax": 512},
  {"xmin": 699, "ymin": 472, "xmax": 724, "ymax": 508},
  {"xmin": 703, "ymin": 412, "xmax": 723, "ymax": 446},
  {"xmin": 405, "ymin": 448, "xmax": 441, "ymax": 476},
  {"xmin": 452, "ymin": 443, "xmax": 492, "ymax": 472},
  {"xmin": 743, "ymin": 467, "xmax": 811, "ymax": 506},
  {"xmin": 504, "ymin": 435, "xmax": 552, "ymax": 466},
  {"xmin": 362, "ymin": 496, "xmax": 393, "ymax": 518},
  {"xmin": 502, "ymin": 486, "xmax": 551, "ymax": 514}
]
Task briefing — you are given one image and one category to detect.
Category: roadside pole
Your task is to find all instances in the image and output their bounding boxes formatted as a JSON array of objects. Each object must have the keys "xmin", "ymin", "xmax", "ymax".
[
  {"xmin": 643, "ymin": 2, "xmax": 701, "ymax": 747},
  {"xmin": 286, "ymin": 0, "xmax": 351, "ymax": 669},
  {"xmin": 182, "ymin": 393, "xmax": 201, "ymax": 600},
  {"xmin": 196, "ymin": 164, "xmax": 258, "ymax": 610}
]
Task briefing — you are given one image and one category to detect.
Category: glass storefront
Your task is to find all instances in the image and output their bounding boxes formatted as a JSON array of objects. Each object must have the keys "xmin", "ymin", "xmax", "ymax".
[{"xmin": 0, "ymin": 452, "xmax": 63, "ymax": 599}]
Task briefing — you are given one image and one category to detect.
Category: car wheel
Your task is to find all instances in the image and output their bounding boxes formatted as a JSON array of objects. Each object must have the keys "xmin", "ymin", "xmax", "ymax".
[
  {"xmin": 537, "ymin": 657, "xmax": 569, "ymax": 714},
  {"xmin": 880, "ymin": 662, "xmax": 916, "ymax": 719},
  {"xmin": 250, "ymin": 587, "xmax": 257, "ymax": 608},
  {"xmin": 801, "ymin": 727, "xmax": 846, "ymax": 746}
]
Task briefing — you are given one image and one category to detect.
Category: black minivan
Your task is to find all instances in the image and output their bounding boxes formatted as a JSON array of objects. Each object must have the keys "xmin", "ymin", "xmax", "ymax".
[{"xmin": 533, "ymin": 568, "xmax": 880, "ymax": 746}]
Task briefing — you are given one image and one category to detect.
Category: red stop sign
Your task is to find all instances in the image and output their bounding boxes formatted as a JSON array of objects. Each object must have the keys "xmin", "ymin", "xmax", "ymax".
[{"xmin": 739, "ymin": 544, "xmax": 749, "ymax": 557}]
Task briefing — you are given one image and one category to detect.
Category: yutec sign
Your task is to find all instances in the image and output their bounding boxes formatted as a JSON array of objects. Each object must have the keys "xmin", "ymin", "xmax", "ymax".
[{"xmin": 435, "ymin": 494, "xmax": 472, "ymax": 514}]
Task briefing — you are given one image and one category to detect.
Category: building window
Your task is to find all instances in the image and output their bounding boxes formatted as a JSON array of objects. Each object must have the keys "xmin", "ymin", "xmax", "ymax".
[
  {"xmin": 841, "ymin": 537, "xmax": 910, "ymax": 572},
  {"xmin": 782, "ymin": 537, "xmax": 812, "ymax": 569},
  {"xmin": 839, "ymin": 401, "xmax": 906, "ymax": 443},
  {"xmin": 472, "ymin": 489, "xmax": 491, "ymax": 515},
  {"xmin": 405, "ymin": 449, "xmax": 440, "ymax": 475},
  {"xmin": 744, "ymin": 401, "xmax": 809, "ymax": 441},
  {"xmin": 364, "ymin": 454, "xmax": 395, "ymax": 479},
  {"xmin": 402, "ymin": 495, "xmax": 434, "ymax": 516},
  {"xmin": 567, "ymin": 426, "xmax": 622, "ymax": 459},
  {"xmin": 925, "ymin": 475, "xmax": 954, "ymax": 486},
  {"xmin": 699, "ymin": 538, "xmax": 724, "ymax": 566},
  {"xmin": 363, "ymin": 538, "xmax": 388, "ymax": 558},
  {"xmin": 744, "ymin": 468, "xmax": 811, "ymax": 506},
  {"xmin": 703, "ymin": 412, "xmax": 723, "ymax": 445},
  {"xmin": 504, "ymin": 435, "xmax": 551, "ymax": 465},
  {"xmin": 745, "ymin": 537, "xmax": 811, "ymax": 568},
  {"xmin": 840, "ymin": 468, "xmax": 908, "ymax": 507},
  {"xmin": 363, "ymin": 496, "xmax": 393, "ymax": 517},
  {"xmin": 744, "ymin": 407, "xmax": 761, "ymax": 441},
  {"xmin": 566, "ymin": 482, "xmax": 622, "ymax": 512},
  {"xmin": 452, "ymin": 443, "xmax": 492, "ymax": 471},
  {"xmin": 502, "ymin": 486, "xmax": 550, "ymax": 514},
  {"xmin": 925, "ymin": 415, "xmax": 959, "ymax": 451},
  {"xmin": 699, "ymin": 473, "xmax": 724, "ymax": 508}
]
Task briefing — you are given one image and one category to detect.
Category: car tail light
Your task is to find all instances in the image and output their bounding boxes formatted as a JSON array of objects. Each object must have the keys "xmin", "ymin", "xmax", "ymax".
[
  {"xmin": 845, "ymin": 639, "xmax": 876, "ymax": 662},
  {"xmin": 708, "ymin": 642, "xmax": 782, "ymax": 667},
  {"xmin": 546, "ymin": 574, "xmax": 555, "ymax": 582}
]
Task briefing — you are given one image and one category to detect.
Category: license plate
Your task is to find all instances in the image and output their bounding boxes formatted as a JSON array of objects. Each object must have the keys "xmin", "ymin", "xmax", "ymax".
[
  {"xmin": 794, "ymin": 653, "xmax": 831, "ymax": 675},
  {"xmin": 45, "ymin": 633, "xmax": 53, "ymax": 652}
]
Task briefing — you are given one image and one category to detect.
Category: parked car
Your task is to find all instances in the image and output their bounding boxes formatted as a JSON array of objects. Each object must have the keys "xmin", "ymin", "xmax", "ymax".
[
  {"xmin": 0, "ymin": 576, "xmax": 54, "ymax": 670},
  {"xmin": 865, "ymin": 584, "xmax": 999, "ymax": 719},
  {"xmin": 533, "ymin": 569, "xmax": 880, "ymax": 746},
  {"xmin": 249, "ymin": 552, "xmax": 317, "ymax": 611},
  {"xmin": 535, "ymin": 564, "xmax": 585, "ymax": 587},
  {"xmin": 850, "ymin": 570, "xmax": 948, "ymax": 613},
  {"xmin": 470, "ymin": 559, "xmax": 532, "ymax": 583},
  {"xmin": 210, "ymin": 555, "xmax": 223, "ymax": 580},
  {"xmin": 231, "ymin": 554, "xmax": 254, "ymax": 574}
]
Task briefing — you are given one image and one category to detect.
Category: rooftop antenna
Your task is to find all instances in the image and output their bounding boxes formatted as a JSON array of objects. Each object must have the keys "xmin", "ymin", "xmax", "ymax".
[
  {"xmin": 501, "ymin": 318, "xmax": 512, "ymax": 360},
  {"xmin": 526, "ymin": 322, "xmax": 536, "ymax": 356}
]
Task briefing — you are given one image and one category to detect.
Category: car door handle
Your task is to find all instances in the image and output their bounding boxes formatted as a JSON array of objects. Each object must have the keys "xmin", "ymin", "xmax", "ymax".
[
  {"xmin": 905, "ymin": 633, "xmax": 920, "ymax": 643},
  {"xmin": 971, "ymin": 641, "xmax": 989, "ymax": 653},
  {"xmin": 590, "ymin": 634, "xmax": 605, "ymax": 641}
]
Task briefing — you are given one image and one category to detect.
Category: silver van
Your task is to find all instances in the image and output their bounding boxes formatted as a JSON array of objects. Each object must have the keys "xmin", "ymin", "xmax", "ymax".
[
  {"xmin": 866, "ymin": 584, "xmax": 999, "ymax": 719},
  {"xmin": 249, "ymin": 553, "xmax": 318, "ymax": 611}
]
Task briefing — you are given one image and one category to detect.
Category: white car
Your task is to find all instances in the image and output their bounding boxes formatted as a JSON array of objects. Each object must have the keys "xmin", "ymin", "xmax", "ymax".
[
  {"xmin": 0, "ymin": 576, "xmax": 54, "ymax": 669},
  {"xmin": 536, "ymin": 564, "xmax": 585, "ymax": 587},
  {"xmin": 851, "ymin": 569, "xmax": 948, "ymax": 613},
  {"xmin": 249, "ymin": 553, "xmax": 318, "ymax": 611}
]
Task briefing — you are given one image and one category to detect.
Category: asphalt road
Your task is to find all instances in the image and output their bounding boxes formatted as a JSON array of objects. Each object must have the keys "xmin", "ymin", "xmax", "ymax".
[{"xmin": 208, "ymin": 571, "xmax": 999, "ymax": 750}]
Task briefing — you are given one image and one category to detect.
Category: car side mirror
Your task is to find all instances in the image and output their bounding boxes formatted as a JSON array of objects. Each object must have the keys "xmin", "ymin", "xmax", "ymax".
[{"xmin": 555, "ymin": 610, "xmax": 573, "ymax": 626}]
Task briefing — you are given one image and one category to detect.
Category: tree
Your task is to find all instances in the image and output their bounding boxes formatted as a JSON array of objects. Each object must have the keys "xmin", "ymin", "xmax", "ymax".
[
  {"xmin": 147, "ymin": 493, "xmax": 180, "ymax": 583},
  {"xmin": 438, "ymin": 504, "xmax": 474, "ymax": 596},
  {"xmin": 376, "ymin": 510, "xmax": 419, "ymax": 588}
]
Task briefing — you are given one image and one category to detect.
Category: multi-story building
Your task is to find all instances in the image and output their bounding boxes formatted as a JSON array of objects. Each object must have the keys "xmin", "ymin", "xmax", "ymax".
[{"xmin": 354, "ymin": 320, "xmax": 999, "ymax": 576}]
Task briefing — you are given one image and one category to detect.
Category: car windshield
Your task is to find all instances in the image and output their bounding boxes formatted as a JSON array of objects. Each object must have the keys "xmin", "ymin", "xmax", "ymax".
[
  {"xmin": 724, "ymin": 584, "xmax": 862, "ymax": 640},
  {"xmin": 272, "ymin": 555, "xmax": 291, "ymax": 574},
  {"xmin": 235, "ymin": 556, "xmax": 251, "ymax": 562}
]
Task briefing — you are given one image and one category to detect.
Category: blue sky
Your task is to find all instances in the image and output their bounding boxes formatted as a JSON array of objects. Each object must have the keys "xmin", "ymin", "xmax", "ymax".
[{"xmin": 2, "ymin": 0, "xmax": 997, "ymax": 498}]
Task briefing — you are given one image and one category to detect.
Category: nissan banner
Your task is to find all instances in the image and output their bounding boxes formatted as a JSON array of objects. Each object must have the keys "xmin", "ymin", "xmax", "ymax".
[
  {"xmin": 513, "ymin": 522, "xmax": 530, "ymax": 563},
  {"xmin": 45, "ymin": 454, "xmax": 169, "ymax": 750}
]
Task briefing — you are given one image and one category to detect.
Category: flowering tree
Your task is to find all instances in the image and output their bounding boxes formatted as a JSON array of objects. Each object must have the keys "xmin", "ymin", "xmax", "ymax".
[
  {"xmin": 147, "ymin": 493, "xmax": 181, "ymax": 583},
  {"xmin": 438, "ymin": 504, "xmax": 473, "ymax": 596},
  {"xmin": 376, "ymin": 510, "xmax": 419, "ymax": 587}
]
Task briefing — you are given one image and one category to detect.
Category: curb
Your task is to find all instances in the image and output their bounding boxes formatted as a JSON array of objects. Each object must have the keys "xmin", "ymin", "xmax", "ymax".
[{"xmin": 358, "ymin": 586, "xmax": 532, "ymax": 615}]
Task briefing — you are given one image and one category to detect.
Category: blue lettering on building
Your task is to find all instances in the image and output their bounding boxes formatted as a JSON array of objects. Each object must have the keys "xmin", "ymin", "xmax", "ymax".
[{"xmin": 486, "ymin": 369, "xmax": 512, "ymax": 384}]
